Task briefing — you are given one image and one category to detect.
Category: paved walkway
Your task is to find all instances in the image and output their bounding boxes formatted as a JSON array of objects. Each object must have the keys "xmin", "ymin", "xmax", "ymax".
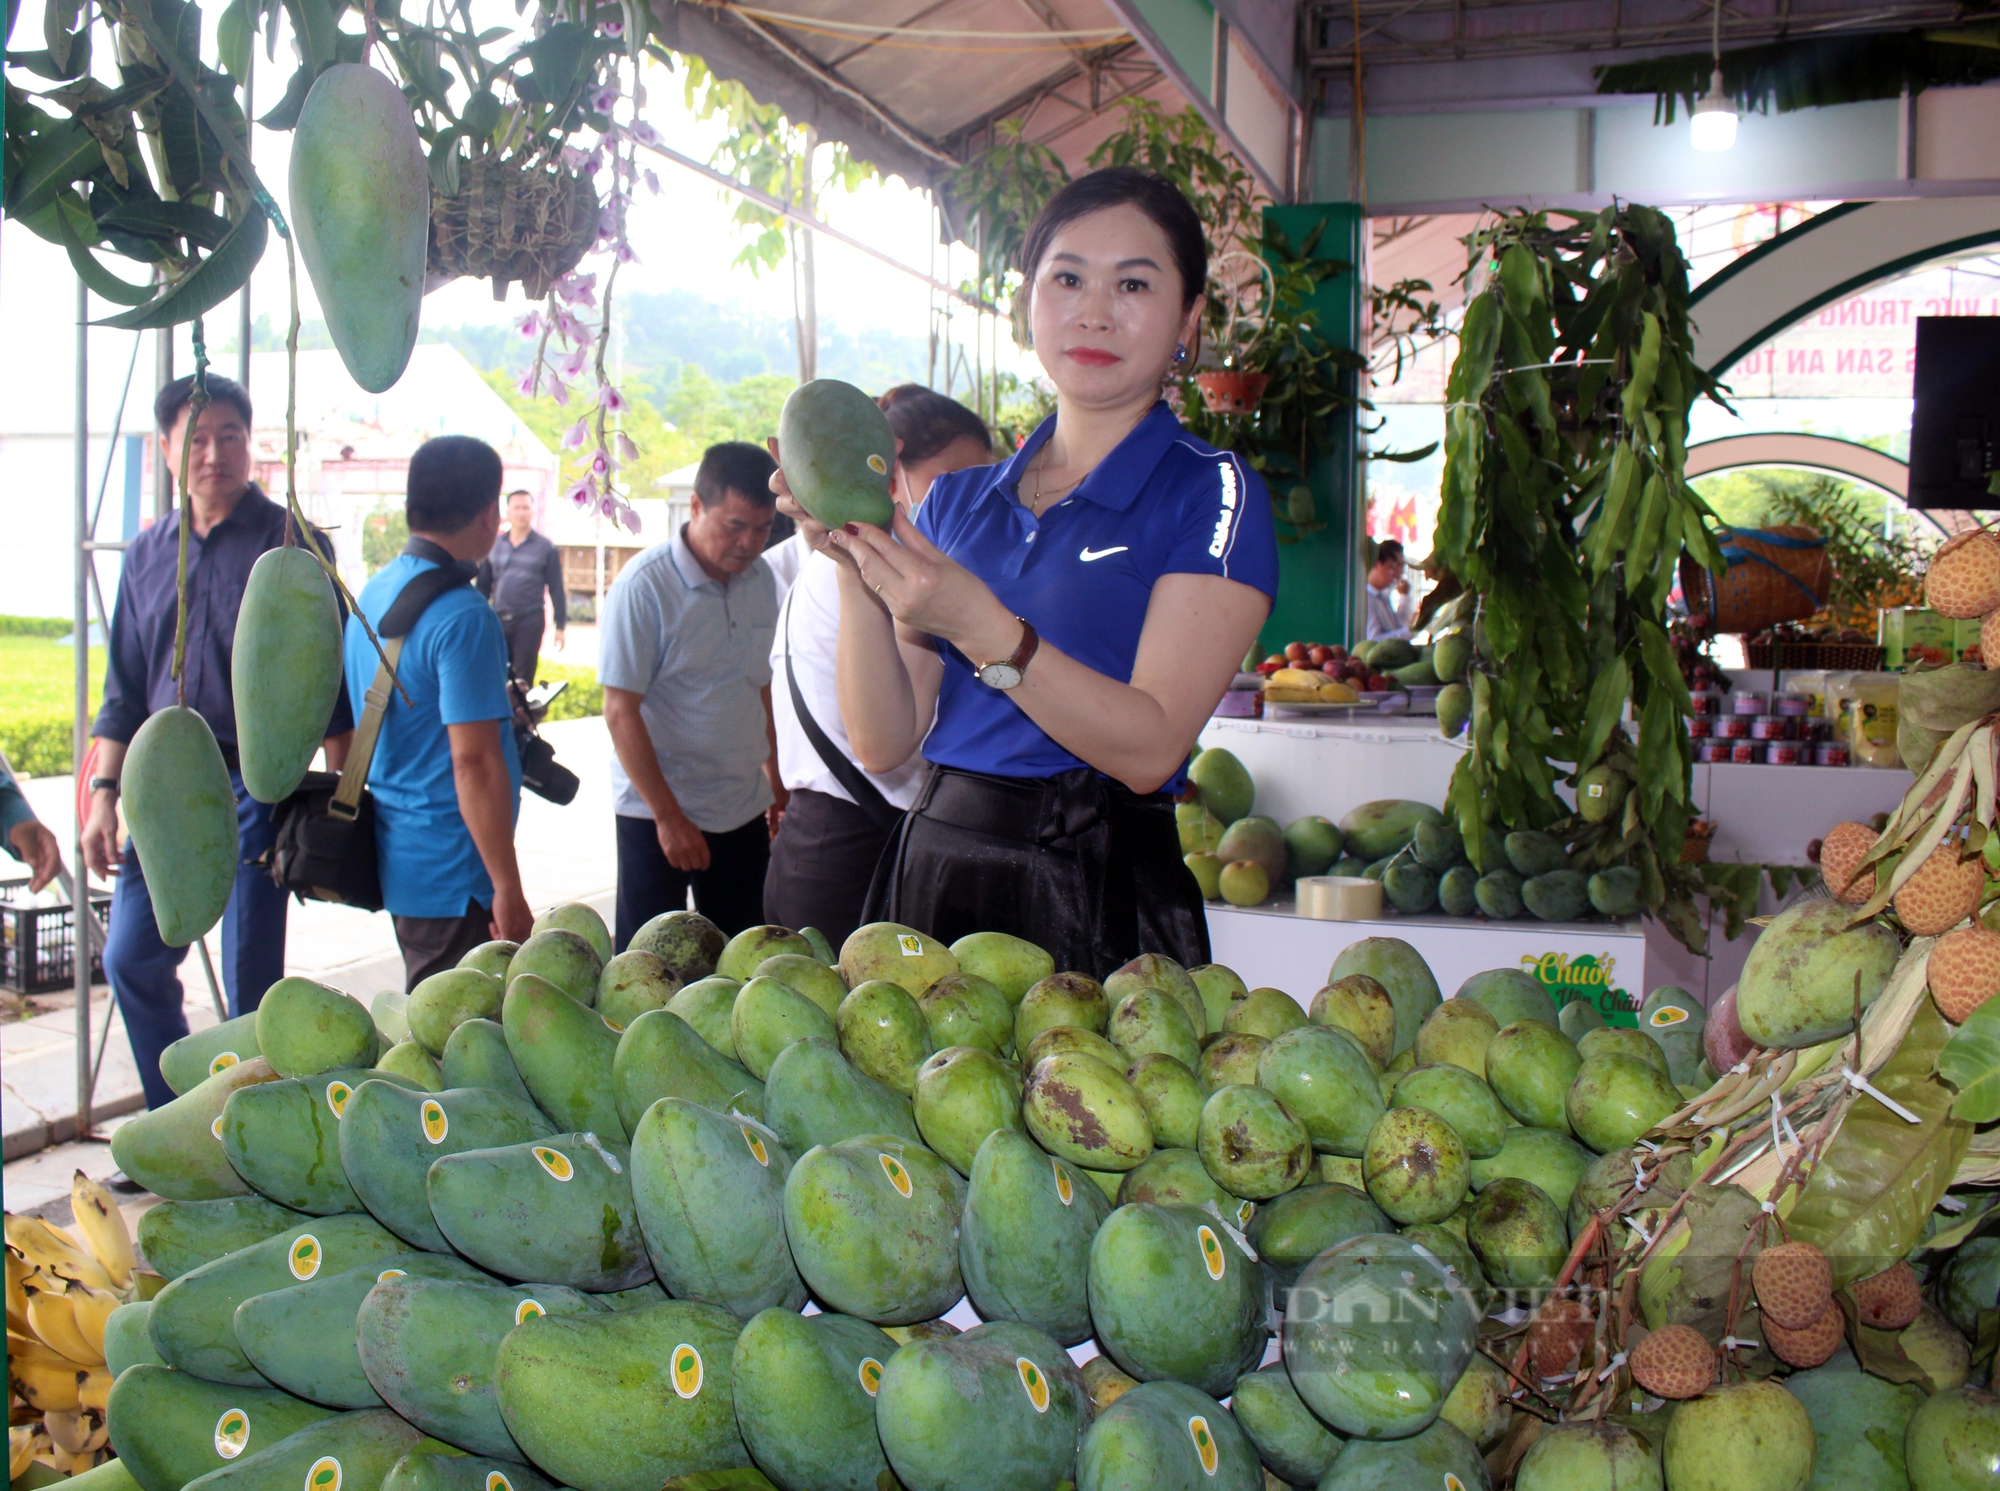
[{"xmin": 2, "ymin": 716, "xmax": 623, "ymax": 1186}]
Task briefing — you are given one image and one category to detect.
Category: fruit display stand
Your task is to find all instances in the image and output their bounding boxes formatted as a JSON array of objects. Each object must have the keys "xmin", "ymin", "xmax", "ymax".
[
  {"xmin": 1207, "ymin": 897, "xmax": 1651, "ymax": 1024},
  {"xmin": 1197, "ymin": 715, "xmax": 1915, "ymax": 1005}
]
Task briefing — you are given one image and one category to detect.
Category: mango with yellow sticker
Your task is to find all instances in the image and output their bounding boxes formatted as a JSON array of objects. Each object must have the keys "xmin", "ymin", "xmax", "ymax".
[
  {"xmin": 629, "ymin": 1098, "xmax": 806, "ymax": 1319},
  {"xmin": 105, "ymin": 1364, "xmax": 335, "ymax": 1491},
  {"xmin": 496, "ymin": 1301, "xmax": 751, "ymax": 1491},
  {"xmin": 959, "ymin": 1131, "xmax": 1109, "ymax": 1346},
  {"xmin": 234, "ymin": 1251, "xmax": 491, "ymax": 1410},
  {"xmin": 427, "ymin": 1133, "xmax": 653, "ymax": 1292},
  {"xmin": 377, "ymin": 1451, "xmax": 559, "ymax": 1491},
  {"xmin": 730, "ymin": 1307, "xmax": 897, "ymax": 1491},
  {"xmin": 1086, "ymin": 1204, "xmax": 1266, "ymax": 1397},
  {"xmin": 110, "ymin": 1056, "xmax": 284, "ymax": 1202},
  {"xmin": 135, "ymin": 1196, "xmax": 307, "ymax": 1284},
  {"xmin": 1075, "ymin": 1380, "xmax": 1262, "ymax": 1490},
  {"xmin": 354, "ymin": 1278, "xmax": 598, "ymax": 1459},
  {"xmin": 219, "ymin": 1068, "xmax": 391, "ymax": 1216},
  {"xmin": 158, "ymin": 1012, "xmax": 264, "ymax": 1098},
  {"xmin": 782, "ymin": 1136, "xmax": 966, "ymax": 1326},
  {"xmin": 337, "ymin": 1080, "xmax": 554, "ymax": 1254},
  {"xmin": 777, "ymin": 379, "xmax": 898, "ymax": 531},
  {"xmin": 146, "ymin": 1214, "xmax": 404, "ymax": 1387},
  {"xmin": 170, "ymin": 1408, "xmax": 422, "ymax": 1491},
  {"xmin": 875, "ymin": 1321, "xmax": 1087, "ymax": 1491}
]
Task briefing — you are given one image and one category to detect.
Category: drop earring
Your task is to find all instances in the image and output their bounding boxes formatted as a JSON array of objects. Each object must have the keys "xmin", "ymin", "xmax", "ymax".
[{"xmin": 1173, "ymin": 343, "xmax": 1188, "ymax": 365}]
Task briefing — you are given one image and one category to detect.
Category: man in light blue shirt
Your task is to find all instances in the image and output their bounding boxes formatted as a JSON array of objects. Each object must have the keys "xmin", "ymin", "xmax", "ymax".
[
  {"xmin": 600, "ymin": 442, "xmax": 786, "ymax": 947},
  {"xmin": 345, "ymin": 435, "xmax": 529, "ymax": 988}
]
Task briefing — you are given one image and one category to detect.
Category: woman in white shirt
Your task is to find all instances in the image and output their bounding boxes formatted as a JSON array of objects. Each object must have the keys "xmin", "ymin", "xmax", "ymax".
[{"xmin": 763, "ymin": 386, "xmax": 994, "ymax": 944}]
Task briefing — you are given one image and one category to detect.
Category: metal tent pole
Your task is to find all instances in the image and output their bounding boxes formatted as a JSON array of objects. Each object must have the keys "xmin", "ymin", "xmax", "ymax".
[{"xmin": 74, "ymin": 278, "xmax": 94, "ymax": 1141}]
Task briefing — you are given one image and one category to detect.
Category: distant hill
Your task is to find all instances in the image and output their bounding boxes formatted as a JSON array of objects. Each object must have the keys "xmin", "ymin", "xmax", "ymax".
[{"xmin": 429, "ymin": 289, "xmax": 932, "ymax": 399}]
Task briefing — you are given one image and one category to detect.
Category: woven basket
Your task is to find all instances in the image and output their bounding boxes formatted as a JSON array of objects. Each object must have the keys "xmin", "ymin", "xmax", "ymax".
[
  {"xmin": 428, "ymin": 156, "xmax": 600, "ymax": 300},
  {"xmin": 1744, "ymin": 640, "xmax": 1885, "ymax": 672},
  {"xmin": 1682, "ymin": 526, "xmax": 1833, "ymax": 634},
  {"xmin": 1681, "ymin": 820, "xmax": 1715, "ymax": 865}
]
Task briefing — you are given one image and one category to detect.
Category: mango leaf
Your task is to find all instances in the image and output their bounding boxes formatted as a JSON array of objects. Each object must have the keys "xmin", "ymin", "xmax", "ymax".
[
  {"xmin": 96, "ymin": 196, "xmax": 231, "ymax": 250},
  {"xmin": 215, "ymin": 0, "xmax": 251, "ymax": 82},
  {"xmin": 1850, "ymin": 1314, "xmax": 1964, "ymax": 1394},
  {"xmin": 257, "ymin": 62, "xmax": 313, "ymax": 128},
  {"xmin": 279, "ymin": 0, "xmax": 338, "ymax": 75},
  {"xmin": 5, "ymin": 116, "xmax": 103, "ymax": 217},
  {"xmin": 95, "ymin": 203, "xmax": 265, "ymax": 329},
  {"xmin": 1639, "ymin": 1181, "xmax": 1764, "ymax": 1339},
  {"xmin": 1900, "ymin": 664, "xmax": 2000, "ymax": 734},
  {"xmin": 1919, "ymin": 1192, "xmax": 2000, "ymax": 1253},
  {"xmin": 1938, "ymin": 995, "xmax": 2000, "ymax": 1122},
  {"xmin": 54, "ymin": 203, "xmax": 156, "ymax": 304},
  {"xmin": 1788, "ymin": 1002, "xmax": 1972, "ymax": 1287}
]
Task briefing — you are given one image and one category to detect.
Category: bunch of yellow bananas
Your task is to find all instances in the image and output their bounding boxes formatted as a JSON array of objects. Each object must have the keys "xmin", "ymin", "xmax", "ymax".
[
  {"xmin": 7, "ymin": 1173, "xmax": 141, "ymax": 1478},
  {"xmin": 1263, "ymin": 668, "xmax": 1360, "ymax": 706}
]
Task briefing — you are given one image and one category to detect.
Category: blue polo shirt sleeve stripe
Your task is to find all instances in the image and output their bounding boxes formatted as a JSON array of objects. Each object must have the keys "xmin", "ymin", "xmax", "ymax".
[{"xmin": 913, "ymin": 402, "xmax": 1278, "ymax": 783}]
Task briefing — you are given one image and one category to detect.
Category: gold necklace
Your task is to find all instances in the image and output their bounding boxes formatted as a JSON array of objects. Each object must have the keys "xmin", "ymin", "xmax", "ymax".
[{"xmin": 1031, "ymin": 450, "xmax": 1089, "ymax": 512}]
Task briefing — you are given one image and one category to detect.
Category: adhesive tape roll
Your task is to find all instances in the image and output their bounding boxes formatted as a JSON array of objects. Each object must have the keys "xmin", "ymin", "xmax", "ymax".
[{"xmin": 1298, "ymin": 875, "xmax": 1381, "ymax": 921}]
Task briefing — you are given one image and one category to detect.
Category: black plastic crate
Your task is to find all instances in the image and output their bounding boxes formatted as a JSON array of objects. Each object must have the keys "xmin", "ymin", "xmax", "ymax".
[{"xmin": 1, "ymin": 878, "xmax": 110, "ymax": 995}]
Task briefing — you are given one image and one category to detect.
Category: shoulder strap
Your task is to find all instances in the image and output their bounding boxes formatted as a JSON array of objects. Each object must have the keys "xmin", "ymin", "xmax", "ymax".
[
  {"xmin": 330, "ymin": 638, "xmax": 403, "ymax": 820},
  {"xmin": 783, "ymin": 594, "xmax": 903, "ymax": 833},
  {"xmin": 328, "ymin": 552, "xmax": 476, "ymax": 820}
]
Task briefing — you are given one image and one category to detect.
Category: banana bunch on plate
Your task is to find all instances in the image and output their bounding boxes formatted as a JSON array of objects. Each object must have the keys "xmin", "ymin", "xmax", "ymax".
[
  {"xmin": 1263, "ymin": 667, "xmax": 1359, "ymax": 705},
  {"xmin": 7, "ymin": 1173, "xmax": 145, "ymax": 1478}
]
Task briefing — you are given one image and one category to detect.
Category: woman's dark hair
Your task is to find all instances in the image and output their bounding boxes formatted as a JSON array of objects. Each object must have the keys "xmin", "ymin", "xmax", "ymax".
[
  {"xmin": 1017, "ymin": 166, "xmax": 1207, "ymax": 311},
  {"xmin": 406, "ymin": 435, "xmax": 504, "ymax": 533},
  {"xmin": 877, "ymin": 385, "xmax": 992, "ymax": 466}
]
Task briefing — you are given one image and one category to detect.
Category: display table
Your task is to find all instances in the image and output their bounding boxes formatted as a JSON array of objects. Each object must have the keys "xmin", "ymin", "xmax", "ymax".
[
  {"xmin": 1196, "ymin": 713, "xmax": 1915, "ymax": 1006},
  {"xmin": 1204, "ymin": 899, "xmax": 1649, "ymax": 1017}
]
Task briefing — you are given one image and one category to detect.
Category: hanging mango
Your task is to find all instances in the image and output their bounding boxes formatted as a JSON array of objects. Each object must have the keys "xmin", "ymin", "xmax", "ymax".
[
  {"xmin": 233, "ymin": 546, "xmax": 345, "ymax": 803},
  {"xmin": 290, "ymin": 64, "xmax": 430, "ymax": 393},
  {"xmin": 123, "ymin": 707, "xmax": 240, "ymax": 945}
]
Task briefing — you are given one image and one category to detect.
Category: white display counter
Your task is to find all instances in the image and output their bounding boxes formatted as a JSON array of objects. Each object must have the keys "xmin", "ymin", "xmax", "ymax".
[
  {"xmin": 1204, "ymin": 898, "xmax": 1649, "ymax": 1018},
  {"xmin": 1195, "ymin": 713, "xmax": 1914, "ymax": 1006}
]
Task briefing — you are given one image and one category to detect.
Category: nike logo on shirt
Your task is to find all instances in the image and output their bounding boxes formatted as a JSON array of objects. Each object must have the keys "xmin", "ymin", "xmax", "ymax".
[{"xmin": 1079, "ymin": 546, "xmax": 1129, "ymax": 562}]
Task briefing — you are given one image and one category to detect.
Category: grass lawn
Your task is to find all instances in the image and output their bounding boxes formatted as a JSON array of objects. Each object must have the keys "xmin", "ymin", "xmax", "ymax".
[{"xmin": 0, "ymin": 636, "xmax": 105, "ymax": 777}]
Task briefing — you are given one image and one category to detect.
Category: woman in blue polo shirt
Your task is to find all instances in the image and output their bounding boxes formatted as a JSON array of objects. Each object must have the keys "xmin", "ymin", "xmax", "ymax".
[{"xmin": 780, "ymin": 167, "xmax": 1279, "ymax": 975}]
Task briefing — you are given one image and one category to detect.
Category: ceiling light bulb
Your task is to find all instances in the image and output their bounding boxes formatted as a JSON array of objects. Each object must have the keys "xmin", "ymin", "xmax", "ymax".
[{"xmin": 1691, "ymin": 69, "xmax": 1738, "ymax": 152}]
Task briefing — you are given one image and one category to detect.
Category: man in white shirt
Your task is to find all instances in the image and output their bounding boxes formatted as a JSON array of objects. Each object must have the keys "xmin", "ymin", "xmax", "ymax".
[
  {"xmin": 1365, "ymin": 538, "xmax": 1415, "ymax": 641},
  {"xmin": 599, "ymin": 442, "xmax": 787, "ymax": 946}
]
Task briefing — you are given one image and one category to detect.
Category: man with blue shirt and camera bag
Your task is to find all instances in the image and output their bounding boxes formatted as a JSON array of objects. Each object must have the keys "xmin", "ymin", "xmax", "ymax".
[{"xmin": 344, "ymin": 435, "xmax": 532, "ymax": 987}]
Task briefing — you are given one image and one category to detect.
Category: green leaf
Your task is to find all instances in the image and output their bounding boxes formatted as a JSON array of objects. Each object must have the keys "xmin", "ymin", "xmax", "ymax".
[
  {"xmin": 5, "ymin": 116, "xmax": 103, "ymax": 217},
  {"xmin": 1938, "ymin": 995, "xmax": 2000, "ymax": 1121},
  {"xmin": 95, "ymin": 203, "xmax": 266, "ymax": 329},
  {"xmin": 96, "ymin": 196, "xmax": 231, "ymax": 250},
  {"xmin": 1788, "ymin": 1002, "xmax": 1972, "ymax": 1287},
  {"xmin": 54, "ymin": 203, "xmax": 156, "ymax": 304},
  {"xmin": 215, "ymin": 0, "xmax": 252, "ymax": 82},
  {"xmin": 1899, "ymin": 664, "xmax": 2000, "ymax": 734}
]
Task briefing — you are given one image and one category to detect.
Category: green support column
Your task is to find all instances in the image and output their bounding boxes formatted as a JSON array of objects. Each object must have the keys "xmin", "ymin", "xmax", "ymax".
[{"xmin": 1258, "ymin": 202, "xmax": 1363, "ymax": 654}]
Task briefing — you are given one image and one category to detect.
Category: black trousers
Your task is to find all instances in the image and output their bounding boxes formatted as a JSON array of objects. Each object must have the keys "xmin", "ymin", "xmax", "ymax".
[
  {"xmin": 763, "ymin": 787, "xmax": 898, "ymax": 952},
  {"xmin": 864, "ymin": 765, "xmax": 1208, "ymax": 980},
  {"xmin": 499, "ymin": 608, "xmax": 543, "ymax": 687},
  {"xmin": 394, "ymin": 899, "xmax": 493, "ymax": 992},
  {"xmin": 615, "ymin": 813, "xmax": 770, "ymax": 950}
]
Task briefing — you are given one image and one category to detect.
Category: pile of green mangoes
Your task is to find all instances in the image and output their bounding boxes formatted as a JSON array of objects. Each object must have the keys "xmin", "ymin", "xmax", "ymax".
[
  {"xmin": 89, "ymin": 908, "xmax": 1993, "ymax": 1491},
  {"xmin": 1179, "ymin": 746, "xmax": 1643, "ymax": 924}
]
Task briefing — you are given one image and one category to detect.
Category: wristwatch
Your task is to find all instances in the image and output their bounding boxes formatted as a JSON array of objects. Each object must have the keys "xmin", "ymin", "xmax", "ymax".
[
  {"xmin": 89, "ymin": 777, "xmax": 119, "ymax": 796},
  {"xmin": 975, "ymin": 618, "xmax": 1040, "ymax": 691}
]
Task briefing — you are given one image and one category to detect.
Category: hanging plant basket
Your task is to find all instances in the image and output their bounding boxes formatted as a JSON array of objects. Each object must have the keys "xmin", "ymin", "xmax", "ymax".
[
  {"xmin": 428, "ymin": 155, "xmax": 601, "ymax": 300},
  {"xmin": 1194, "ymin": 369, "xmax": 1271, "ymax": 414}
]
